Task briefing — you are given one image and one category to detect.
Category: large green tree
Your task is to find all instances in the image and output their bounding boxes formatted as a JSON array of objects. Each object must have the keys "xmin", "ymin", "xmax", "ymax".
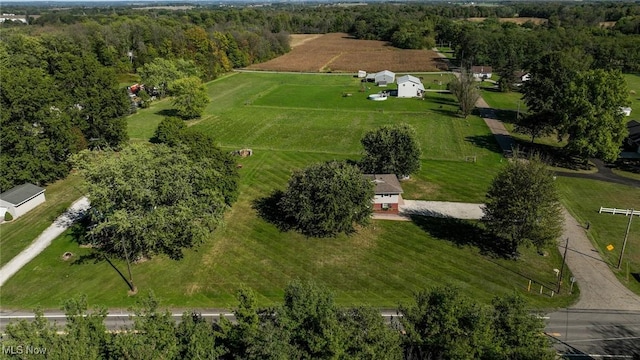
[
  {"xmin": 138, "ymin": 58, "xmax": 200, "ymax": 98},
  {"xmin": 449, "ymin": 69, "xmax": 480, "ymax": 118},
  {"xmin": 482, "ymin": 154, "xmax": 563, "ymax": 256},
  {"xmin": 0, "ymin": 66, "xmax": 74, "ymax": 192},
  {"xmin": 278, "ymin": 161, "xmax": 374, "ymax": 237},
  {"xmin": 360, "ymin": 124, "xmax": 422, "ymax": 178},
  {"xmin": 562, "ymin": 69, "xmax": 629, "ymax": 162},
  {"xmin": 170, "ymin": 76, "xmax": 210, "ymax": 120},
  {"xmin": 400, "ymin": 287, "xmax": 554, "ymax": 360},
  {"xmin": 76, "ymin": 143, "xmax": 235, "ymax": 263}
]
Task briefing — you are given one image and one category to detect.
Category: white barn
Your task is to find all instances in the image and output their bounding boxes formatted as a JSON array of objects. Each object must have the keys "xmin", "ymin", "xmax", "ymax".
[
  {"xmin": 0, "ymin": 183, "xmax": 46, "ymax": 219},
  {"xmin": 375, "ymin": 70, "xmax": 396, "ymax": 87},
  {"xmin": 396, "ymin": 75, "xmax": 425, "ymax": 98}
]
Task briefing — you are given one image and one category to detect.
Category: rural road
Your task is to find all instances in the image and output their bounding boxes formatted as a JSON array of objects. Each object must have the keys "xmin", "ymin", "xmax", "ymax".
[
  {"xmin": 0, "ymin": 196, "xmax": 90, "ymax": 287},
  {"xmin": 0, "ymin": 309, "xmax": 401, "ymax": 332},
  {"xmin": 546, "ymin": 309, "xmax": 640, "ymax": 357}
]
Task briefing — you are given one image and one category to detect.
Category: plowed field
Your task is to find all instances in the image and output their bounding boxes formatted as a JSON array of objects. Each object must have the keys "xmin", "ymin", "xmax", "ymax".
[{"xmin": 246, "ymin": 33, "xmax": 443, "ymax": 73}]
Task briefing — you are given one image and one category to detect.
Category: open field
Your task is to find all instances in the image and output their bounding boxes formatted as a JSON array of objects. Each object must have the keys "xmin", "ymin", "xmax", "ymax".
[
  {"xmin": 0, "ymin": 175, "xmax": 85, "ymax": 267},
  {"xmin": 246, "ymin": 33, "xmax": 443, "ymax": 73},
  {"xmin": 558, "ymin": 178, "xmax": 640, "ymax": 295},
  {"xmin": 0, "ymin": 72, "xmax": 581, "ymax": 309},
  {"xmin": 0, "ymin": 149, "xmax": 576, "ymax": 309},
  {"xmin": 465, "ymin": 17, "xmax": 548, "ymax": 25}
]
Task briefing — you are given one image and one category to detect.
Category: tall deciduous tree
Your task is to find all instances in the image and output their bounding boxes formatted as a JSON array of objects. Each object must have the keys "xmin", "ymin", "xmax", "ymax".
[
  {"xmin": 138, "ymin": 58, "xmax": 200, "ymax": 98},
  {"xmin": 75, "ymin": 143, "xmax": 233, "ymax": 263},
  {"xmin": 0, "ymin": 66, "xmax": 74, "ymax": 192},
  {"xmin": 278, "ymin": 161, "xmax": 374, "ymax": 237},
  {"xmin": 400, "ymin": 287, "xmax": 554, "ymax": 360},
  {"xmin": 482, "ymin": 154, "xmax": 563, "ymax": 256},
  {"xmin": 170, "ymin": 76, "xmax": 210, "ymax": 119},
  {"xmin": 562, "ymin": 69, "xmax": 629, "ymax": 162},
  {"xmin": 400, "ymin": 286, "xmax": 495, "ymax": 360},
  {"xmin": 449, "ymin": 69, "xmax": 480, "ymax": 118},
  {"xmin": 360, "ymin": 124, "xmax": 422, "ymax": 178},
  {"xmin": 491, "ymin": 294, "xmax": 555, "ymax": 360}
]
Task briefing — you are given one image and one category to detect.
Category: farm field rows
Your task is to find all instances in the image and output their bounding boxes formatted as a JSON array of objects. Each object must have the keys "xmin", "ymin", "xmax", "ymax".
[
  {"xmin": 246, "ymin": 33, "xmax": 444, "ymax": 73},
  {"xmin": 0, "ymin": 71, "xmax": 580, "ymax": 309}
]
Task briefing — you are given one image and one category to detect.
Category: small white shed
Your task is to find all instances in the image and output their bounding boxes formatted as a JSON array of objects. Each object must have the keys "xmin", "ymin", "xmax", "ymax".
[
  {"xmin": 358, "ymin": 70, "xmax": 367, "ymax": 78},
  {"xmin": 0, "ymin": 183, "xmax": 46, "ymax": 219},
  {"xmin": 397, "ymin": 75, "xmax": 425, "ymax": 98}
]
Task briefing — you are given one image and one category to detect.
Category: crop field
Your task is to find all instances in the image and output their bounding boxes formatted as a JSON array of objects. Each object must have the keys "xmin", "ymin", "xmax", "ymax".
[{"xmin": 246, "ymin": 33, "xmax": 443, "ymax": 73}]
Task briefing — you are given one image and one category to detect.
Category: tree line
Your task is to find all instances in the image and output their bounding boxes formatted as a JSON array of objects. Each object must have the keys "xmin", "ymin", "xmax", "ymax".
[{"xmin": 3, "ymin": 282, "xmax": 553, "ymax": 360}]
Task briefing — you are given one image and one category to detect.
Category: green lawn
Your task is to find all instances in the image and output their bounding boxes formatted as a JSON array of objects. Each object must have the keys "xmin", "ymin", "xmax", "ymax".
[
  {"xmin": 557, "ymin": 177, "xmax": 640, "ymax": 295},
  {"xmin": 0, "ymin": 150, "xmax": 576, "ymax": 309},
  {"xmin": 624, "ymin": 73, "xmax": 640, "ymax": 114},
  {"xmin": 1, "ymin": 72, "xmax": 581, "ymax": 310},
  {"xmin": 0, "ymin": 175, "xmax": 85, "ymax": 267}
]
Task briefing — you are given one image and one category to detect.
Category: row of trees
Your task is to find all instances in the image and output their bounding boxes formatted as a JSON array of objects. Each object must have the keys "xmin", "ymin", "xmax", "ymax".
[
  {"xmin": 519, "ymin": 52, "xmax": 630, "ymax": 163},
  {"xmin": 3, "ymin": 282, "xmax": 553, "ymax": 360}
]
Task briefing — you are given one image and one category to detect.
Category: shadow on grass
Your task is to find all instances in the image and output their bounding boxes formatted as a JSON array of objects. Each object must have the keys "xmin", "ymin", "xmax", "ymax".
[
  {"xmin": 465, "ymin": 134, "xmax": 502, "ymax": 154},
  {"xmin": 156, "ymin": 108, "xmax": 180, "ymax": 117},
  {"xmin": 252, "ymin": 190, "xmax": 294, "ymax": 232},
  {"xmin": 409, "ymin": 215, "xmax": 512, "ymax": 258}
]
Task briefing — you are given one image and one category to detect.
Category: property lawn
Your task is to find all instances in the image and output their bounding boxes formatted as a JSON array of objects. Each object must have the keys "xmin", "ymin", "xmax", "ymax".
[
  {"xmin": 0, "ymin": 174, "xmax": 85, "ymax": 267},
  {"xmin": 1, "ymin": 72, "xmax": 579, "ymax": 311},
  {"xmin": 131, "ymin": 72, "xmax": 498, "ymax": 162},
  {"xmin": 0, "ymin": 150, "xmax": 576, "ymax": 310},
  {"xmin": 557, "ymin": 177, "xmax": 640, "ymax": 295},
  {"xmin": 624, "ymin": 73, "xmax": 640, "ymax": 114}
]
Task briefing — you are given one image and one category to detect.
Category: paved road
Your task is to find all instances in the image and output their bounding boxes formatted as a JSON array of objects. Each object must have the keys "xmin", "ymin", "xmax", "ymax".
[
  {"xmin": 0, "ymin": 197, "xmax": 89, "ymax": 287},
  {"xmin": 555, "ymin": 159, "xmax": 640, "ymax": 188},
  {"xmin": 546, "ymin": 309, "xmax": 640, "ymax": 358},
  {"xmin": 0, "ymin": 309, "xmax": 401, "ymax": 332}
]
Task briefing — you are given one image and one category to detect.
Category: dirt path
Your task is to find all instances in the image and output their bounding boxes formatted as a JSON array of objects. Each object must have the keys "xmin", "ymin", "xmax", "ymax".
[{"xmin": 0, "ymin": 197, "xmax": 90, "ymax": 287}]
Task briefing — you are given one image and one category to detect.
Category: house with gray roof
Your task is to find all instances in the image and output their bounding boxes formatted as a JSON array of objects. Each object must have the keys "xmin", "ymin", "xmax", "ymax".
[
  {"xmin": 364, "ymin": 174, "xmax": 403, "ymax": 213},
  {"xmin": 0, "ymin": 183, "xmax": 46, "ymax": 220}
]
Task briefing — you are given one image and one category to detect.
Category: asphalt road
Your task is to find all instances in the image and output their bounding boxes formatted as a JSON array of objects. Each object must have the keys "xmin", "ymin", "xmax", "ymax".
[
  {"xmin": 546, "ymin": 309, "xmax": 640, "ymax": 358},
  {"xmin": 0, "ymin": 309, "xmax": 402, "ymax": 333}
]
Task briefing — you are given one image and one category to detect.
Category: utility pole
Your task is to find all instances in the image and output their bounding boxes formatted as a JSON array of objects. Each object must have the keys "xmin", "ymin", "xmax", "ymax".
[
  {"xmin": 617, "ymin": 209, "xmax": 634, "ymax": 269},
  {"xmin": 557, "ymin": 238, "xmax": 569, "ymax": 293}
]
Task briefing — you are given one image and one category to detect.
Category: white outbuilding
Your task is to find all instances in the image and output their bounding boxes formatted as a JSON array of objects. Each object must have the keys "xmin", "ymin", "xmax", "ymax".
[
  {"xmin": 396, "ymin": 75, "xmax": 425, "ymax": 98},
  {"xmin": 374, "ymin": 70, "xmax": 396, "ymax": 87},
  {"xmin": 0, "ymin": 183, "xmax": 46, "ymax": 219}
]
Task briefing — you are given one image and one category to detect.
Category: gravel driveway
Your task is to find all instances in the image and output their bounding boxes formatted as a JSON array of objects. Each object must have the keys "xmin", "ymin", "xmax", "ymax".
[{"xmin": 399, "ymin": 200, "xmax": 484, "ymax": 220}]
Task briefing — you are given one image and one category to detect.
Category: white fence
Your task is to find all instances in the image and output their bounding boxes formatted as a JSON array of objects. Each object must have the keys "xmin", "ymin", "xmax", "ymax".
[{"xmin": 599, "ymin": 207, "xmax": 640, "ymax": 216}]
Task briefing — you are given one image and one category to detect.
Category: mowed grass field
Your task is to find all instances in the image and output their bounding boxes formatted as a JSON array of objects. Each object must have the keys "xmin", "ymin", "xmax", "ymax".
[{"xmin": 0, "ymin": 72, "xmax": 579, "ymax": 309}]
